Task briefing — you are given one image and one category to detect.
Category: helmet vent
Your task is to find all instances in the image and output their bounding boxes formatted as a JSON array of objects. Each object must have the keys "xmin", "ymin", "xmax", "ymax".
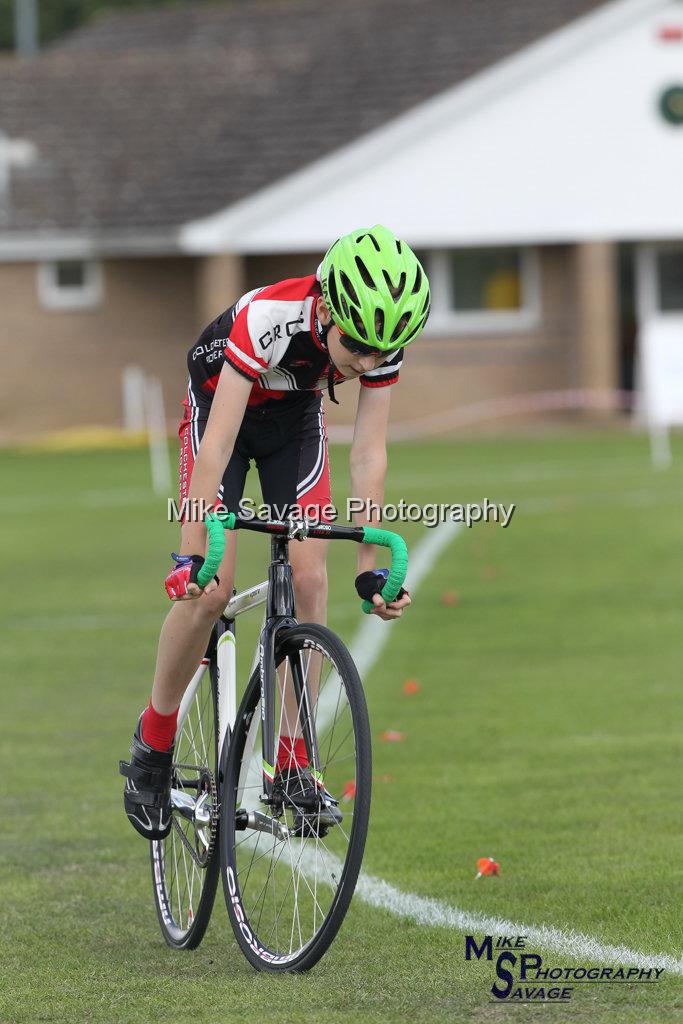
[
  {"xmin": 374, "ymin": 308, "xmax": 385, "ymax": 340},
  {"xmin": 412, "ymin": 266, "xmax": 422, "ymax": 294},
  {"xmin": 340, "ymin": 270, "xmax": 360, "ymax": 307},
  {"xmin": 396, "ymin": 239, "xmax": 403, "ymax": 254},
  {"xmin": 357, "ymin": 231, "xmax": 381, "ymax": 252},
  {"xmin": 351, "ymin": 306, "xmax": 368, "ymax": 340},
  {"xmin": 340, "ymin": 295, "xmax": 350, "ymax": 319},
  {"xmin": 383, "ymin": 270, "xmax": 406, "ymax": 300},
  {"xmin": 390, "ymin": 313, "xmax": 410, "ymax": 343},
  {"xmin": 355, "ymin": 256, "xmax": 376, "ymax": 290},
  {"xmin": 327, "ymin": 269, "xmax": 341, "ymax": 315},
  {"xmin": 404, "ymin": 319, "xmax": 423, "ymax": 343}
]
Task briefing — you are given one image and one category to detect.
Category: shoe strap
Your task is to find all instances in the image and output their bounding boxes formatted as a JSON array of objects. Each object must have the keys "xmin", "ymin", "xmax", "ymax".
[{"xmin": 119, "ymin": 758, "xmax": 170, "ymax": 788}]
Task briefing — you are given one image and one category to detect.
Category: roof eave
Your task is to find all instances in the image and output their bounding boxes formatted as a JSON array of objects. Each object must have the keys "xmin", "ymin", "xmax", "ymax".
[
  {"xmin": 179, "ymin": 0, "xmax": 666, "ymax": 255},
  {"xmin": 0, "ymin": 228, "xmax": 183, "ymax": 261}
]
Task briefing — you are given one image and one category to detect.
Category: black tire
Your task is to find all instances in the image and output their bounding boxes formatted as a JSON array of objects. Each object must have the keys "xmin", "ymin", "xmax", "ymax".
[
  {"xmin": 220, "ymin": 624, "xmax": 371, "ymax": 972},
  {"xmin": 150, "ymin": 659, "xmax": 220, "ymax": 949}
]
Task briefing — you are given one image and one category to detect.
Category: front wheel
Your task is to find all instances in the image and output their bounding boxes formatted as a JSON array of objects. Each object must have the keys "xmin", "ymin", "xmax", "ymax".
[{"xmin": 220, "ymin": 624, "xmax": 371, "ymax": 972}]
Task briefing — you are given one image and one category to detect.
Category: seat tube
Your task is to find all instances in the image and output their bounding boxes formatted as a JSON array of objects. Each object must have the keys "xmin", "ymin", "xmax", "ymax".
[
  {"xmin": 215, "ymin": 618, "xmax": 236, "ymax": 762},
  {"xmin": 259, "ymin": 624, "xmax": 277, "ymax": 796}
]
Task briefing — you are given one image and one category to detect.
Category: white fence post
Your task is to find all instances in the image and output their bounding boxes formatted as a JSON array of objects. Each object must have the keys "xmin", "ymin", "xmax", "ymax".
[
  {"xmin": 122, "ymin": 365, "xmax": 172, "ymax": 495},
  {"xmin": 144, "ymin": 374, "xmax": 172, "ymax": 496},
  {"xmin": 122, "ymin": 365, "xmax": 146, "ymax": 434}
]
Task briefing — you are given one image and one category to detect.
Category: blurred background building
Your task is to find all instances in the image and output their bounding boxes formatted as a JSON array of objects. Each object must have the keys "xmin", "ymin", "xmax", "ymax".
[{"xmin": 1, "ymin": 0, "xmax": 683, "ymax": 442}]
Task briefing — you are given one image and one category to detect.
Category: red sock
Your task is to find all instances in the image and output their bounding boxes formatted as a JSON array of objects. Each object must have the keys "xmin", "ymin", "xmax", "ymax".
[
  {"xmin": 141, "ymin": 702, "xmax": 178, "ymax": 752},
  {"xmin": 277, "ymin": 736, "xmax": 309, "ymax": 771}
]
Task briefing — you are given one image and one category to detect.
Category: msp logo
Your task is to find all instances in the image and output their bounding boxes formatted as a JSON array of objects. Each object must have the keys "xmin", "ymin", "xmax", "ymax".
[{"xmin": 465, "ymin": 935, "xmax": 664, "ymax": 1003}]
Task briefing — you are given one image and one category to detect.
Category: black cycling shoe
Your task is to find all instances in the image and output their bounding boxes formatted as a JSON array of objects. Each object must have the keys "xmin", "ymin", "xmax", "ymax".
[
  {"xmin": 274, "ymin": 766, "xmax": 343, "ymax": 838},
  {"xmin": 119, "ymin": 717, "xmax": 174, "ymax": 840}
]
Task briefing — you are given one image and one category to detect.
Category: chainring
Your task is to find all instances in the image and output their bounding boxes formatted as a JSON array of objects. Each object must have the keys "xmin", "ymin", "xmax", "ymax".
[{"xmin": 171, "ymin": 764, "xmax": 218, "ymax": 868}]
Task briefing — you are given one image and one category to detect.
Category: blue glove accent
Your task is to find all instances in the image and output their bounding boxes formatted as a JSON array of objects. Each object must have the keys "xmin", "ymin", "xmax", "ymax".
[
  {"xmin": 171, "ymin": 552, "xmax": 193, "ymax": 566},
  {"xmin": 355, "ymin": 567, "xmax": 407, "ymax": 604}
]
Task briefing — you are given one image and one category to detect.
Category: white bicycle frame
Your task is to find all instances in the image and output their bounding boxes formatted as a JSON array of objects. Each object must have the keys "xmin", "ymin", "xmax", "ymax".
[{"xmin": 175, "ymin": 580, "xmax": 268, "ymax": 765}]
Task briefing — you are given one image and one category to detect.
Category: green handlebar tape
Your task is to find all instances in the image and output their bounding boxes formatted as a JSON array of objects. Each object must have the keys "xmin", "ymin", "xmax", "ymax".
[
  {"xmin": 213, "ymin": 509, "xmax": 237, "ymax": 530},
  {"xmin": 196, "ymin": 511, "xmax": 236, "ymax": 588},
  {"xmin": 360, "ymin": 527, "xmax": 409, "ymax": 615}
]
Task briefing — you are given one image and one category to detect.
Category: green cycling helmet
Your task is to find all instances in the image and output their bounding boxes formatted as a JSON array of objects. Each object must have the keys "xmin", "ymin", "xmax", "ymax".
[{"xmin": 319, "ymin": 224, "xmax": 430, "ymax": 351}]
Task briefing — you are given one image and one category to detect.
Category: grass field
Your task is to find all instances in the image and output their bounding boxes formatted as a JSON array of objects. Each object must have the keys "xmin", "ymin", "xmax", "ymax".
[{"xmin": 1, "ymin": 429, "xmax": 682, "ymax": 1023}]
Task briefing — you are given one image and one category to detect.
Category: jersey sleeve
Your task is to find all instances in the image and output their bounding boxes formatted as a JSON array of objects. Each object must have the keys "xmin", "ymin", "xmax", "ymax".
[
  {"xmin": 360, "ymin": 348, "xmax": 403, "ymax": 388},
  {"xmin": 223, "ymin": 303, "xmax": 272, "ymax": 383}
]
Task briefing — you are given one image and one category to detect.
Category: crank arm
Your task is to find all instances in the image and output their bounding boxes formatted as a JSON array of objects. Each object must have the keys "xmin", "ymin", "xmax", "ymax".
[{"xmin": 171, "ymin": 788, "xmax": 212, "ymax": 827}]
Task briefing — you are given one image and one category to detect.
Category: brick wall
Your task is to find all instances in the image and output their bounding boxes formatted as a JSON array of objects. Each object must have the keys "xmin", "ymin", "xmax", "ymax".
[
  {"xmin": 0, "ymin": 256, "xmax": 198, "ymax": 441},
  {"xmin": 0, "ymin": 244, "xmax": 599, "ymax": 442}
]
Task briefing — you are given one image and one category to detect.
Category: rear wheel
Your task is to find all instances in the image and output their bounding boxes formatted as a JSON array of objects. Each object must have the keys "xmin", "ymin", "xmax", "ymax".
[
  {"xmin": 220, "ymin": 624, "xmax": 371, "ymax": 971},
  {"xmin": 150, "ymin": 661, "xmax": 219, "ymax": 949}
]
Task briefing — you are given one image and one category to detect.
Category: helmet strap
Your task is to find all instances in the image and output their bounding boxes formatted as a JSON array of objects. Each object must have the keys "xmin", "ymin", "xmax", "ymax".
[
  {"xmin": 327, "ymin": 362, "xmax": 340, "ymax": 405},
  {"xmin": 314, "ymin": 304, "xmax": 340, "ymax": 403},
  {"xmin": 314, "ymin": 312, "xmax": 334, "ymax": 349}
]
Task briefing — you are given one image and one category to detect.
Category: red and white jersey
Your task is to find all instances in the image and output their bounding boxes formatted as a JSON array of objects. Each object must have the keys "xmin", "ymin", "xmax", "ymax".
[{"xmin": 187, "ymin": 275, "xmax": 402, "ymax": 408}]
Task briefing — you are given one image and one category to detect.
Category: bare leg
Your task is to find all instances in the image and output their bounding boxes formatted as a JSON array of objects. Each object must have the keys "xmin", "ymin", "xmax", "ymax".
[{"xmin": 150, "ymin": 531, "xmax": 237, "ymax": 714}]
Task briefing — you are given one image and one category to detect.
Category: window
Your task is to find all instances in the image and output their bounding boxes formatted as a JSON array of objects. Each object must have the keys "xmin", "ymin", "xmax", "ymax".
[
  {"xmin": 657, "ymin": 248, "xmax": 683, "ymax": 312},
  {"xmin": 37, "ymin": 259, "xmax": 103, "ymax": 310},
  {"xmin": 423, "ymin": 247, "xmax": 541, "ymax": 334}
]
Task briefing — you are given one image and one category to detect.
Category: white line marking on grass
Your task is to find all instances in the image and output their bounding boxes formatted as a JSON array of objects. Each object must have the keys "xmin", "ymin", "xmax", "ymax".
[
  {"xmin": 350, "ymin": 520, "xmax": 462, "ymax": 678},
  {"xmin": 353, "ymin": 870, "xmax": 683, "ymax": 975},
  {"xmin": 340, "ymin": 518, "xmax": 683, "ymax": 976}
]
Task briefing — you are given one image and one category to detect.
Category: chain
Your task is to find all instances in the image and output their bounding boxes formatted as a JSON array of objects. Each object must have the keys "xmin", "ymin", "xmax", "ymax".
[{"xmin": 170, "ymin": 763, "xmax": 218, "ymax": 868}]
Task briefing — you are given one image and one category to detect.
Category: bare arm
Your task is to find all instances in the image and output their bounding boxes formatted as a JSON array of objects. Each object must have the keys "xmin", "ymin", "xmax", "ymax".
[
  {"xmin": 350, "ymin": 385, "xmax": 410, "ymax": 619},
  {"xmin": 181, "ymin": 362, "xmax": 253, "ymax": 564},
  {"xmin": 350, "ymin": 384, "xmax": 390, "ymax": 573}
]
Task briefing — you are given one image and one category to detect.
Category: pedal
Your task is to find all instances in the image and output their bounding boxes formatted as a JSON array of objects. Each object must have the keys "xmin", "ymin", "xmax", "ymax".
[{"xmin": 235, "ymin": 808, "xmax": 289, "ymax": 841}]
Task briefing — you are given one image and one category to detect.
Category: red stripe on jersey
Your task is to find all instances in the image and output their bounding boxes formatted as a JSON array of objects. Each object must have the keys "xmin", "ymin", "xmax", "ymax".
[
  {"xmin": 178, "ymin": 402, "xmax": 223, "ymax": 514},
  {"xmin": 229, "ymin": 305, "xmax": 269, "ymax": 374},
  {"xmin": 360, "ymin": 374, "xmax": 398, "ymax": 388},
  {"xmin": 247, "ymin": 384, "xmax": 286, "ymax": 407},
  {"xmin": 225, "ymin": 350, "xmax": 260, "ymax": 382},
  {"xmin": 178, "ymin": 398, "xmax": 195, "ymax": 508}
]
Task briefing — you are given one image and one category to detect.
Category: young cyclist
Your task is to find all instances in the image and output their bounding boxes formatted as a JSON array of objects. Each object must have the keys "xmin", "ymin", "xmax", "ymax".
[{"xmin": 120, "ymin": 224, "xmax": 431, "ymax": 839}]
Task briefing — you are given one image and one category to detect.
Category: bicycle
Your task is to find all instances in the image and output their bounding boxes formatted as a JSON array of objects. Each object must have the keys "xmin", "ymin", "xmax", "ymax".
[{"xmin": 148, "ymin": 510, "xmax": 408, "ymax": 971}]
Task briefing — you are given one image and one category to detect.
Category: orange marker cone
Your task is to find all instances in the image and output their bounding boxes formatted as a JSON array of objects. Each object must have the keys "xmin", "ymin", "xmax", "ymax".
[
  {"xmin": 342, "ymin": 780, "xmax": 356, "ymax": 802},
  {"xmin": 475, "ymin": 857, "xmax": 500, "ymax": 879},
  {"xmin": 403, "ymin": 679, "xmax": 421, "ymax": 695},
  {"xmin": 380, "ymin": 730, "xmax": 405, "ymax": 742},
  {"xmin": 441, "ymin": 591, "xmax": 459, "ymax": 607}
]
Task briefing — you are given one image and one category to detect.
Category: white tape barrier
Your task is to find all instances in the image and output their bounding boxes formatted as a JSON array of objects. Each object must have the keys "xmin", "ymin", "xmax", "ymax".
[{"xmin": 328, "ymin": 389, "xmax": 634, "ymax": 444}]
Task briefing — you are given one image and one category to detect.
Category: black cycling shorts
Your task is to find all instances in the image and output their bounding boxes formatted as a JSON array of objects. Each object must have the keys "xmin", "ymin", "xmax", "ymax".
[{"xmin": 178, "ymin": 382, "xmax": 332, "ymax": 520}]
